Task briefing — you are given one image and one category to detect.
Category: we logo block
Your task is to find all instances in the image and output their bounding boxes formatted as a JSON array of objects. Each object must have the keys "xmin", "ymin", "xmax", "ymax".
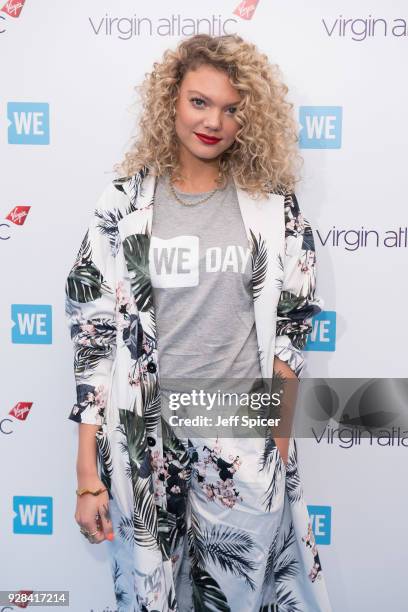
[
  {"xmin": 150, "ymin": 235, "xmax": 199, "ymax": 288},
  {"xmin": 7, "ymin": 102, "xmax": 50, "ymax": 145},
  {"xmin": 13, "ymin": 496, "xmax": 53, "ymax": 535},
  {"xmin": 305, "ymin": 310, "xmax": 336, "ymax": 352},
  {"xmin": 308, "ymin": 505, "xmax": 331, "ymax": 545},
  {"xmin": 11, "ymin": 304, "xmax": 52, "ymax": 344},
  {"xmin": 299, "ymin": 106, "xmax": 342, "ymax": 149}
]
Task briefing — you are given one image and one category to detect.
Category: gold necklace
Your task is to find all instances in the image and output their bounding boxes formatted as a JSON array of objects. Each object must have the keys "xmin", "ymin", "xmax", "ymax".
[{"xmin": 166, "ymin": 172, "xmax": 222, "ymax": 207}]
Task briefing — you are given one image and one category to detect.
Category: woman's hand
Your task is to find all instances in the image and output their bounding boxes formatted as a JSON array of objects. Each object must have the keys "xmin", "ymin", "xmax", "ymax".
[
  {"xmin": 274, "ymin": 438, "xmax": 289, "ymax": 467},
  {"xmin": 272, "ymin": 356, "xmax": 299, "ymax": 469},
  {"xmin": 75, "ymin": 475, "xmax": 114, "ymax": 544}
]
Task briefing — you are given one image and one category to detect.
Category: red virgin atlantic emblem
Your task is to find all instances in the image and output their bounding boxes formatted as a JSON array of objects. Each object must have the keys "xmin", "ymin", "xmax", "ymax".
[
  {"xmin": 1, "ymin": 0, "xmax": 26, "ymax": 18},
  {"xmin": 9, "ymin": 402, "xmax": 33, "ymax": 421},
  {"xmin": 6, "ymin": 205, "xmax": 31, "ymax": 225},
  {"xmin": 13, "ymin": 590, "xmax": 33, "ymax": 608},
  {"xmin": 233, "ymin": 0, "xmax": 260, "ymax": 20}
]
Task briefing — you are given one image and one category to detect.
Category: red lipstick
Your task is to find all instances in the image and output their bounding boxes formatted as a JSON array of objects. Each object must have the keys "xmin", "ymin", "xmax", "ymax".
[{"xmin": 194, "ymin": 132, "xmax": 222, "ymax": 145}]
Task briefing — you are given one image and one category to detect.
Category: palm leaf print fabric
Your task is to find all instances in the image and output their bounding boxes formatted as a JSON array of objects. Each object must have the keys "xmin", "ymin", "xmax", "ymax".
[
  {"xmin": 274, "ymin": 192, "xmax": 324, "ymax": 377},
  {"xmin": 65, "ymin": 166, "xmax": 332, "ymax": 611}
]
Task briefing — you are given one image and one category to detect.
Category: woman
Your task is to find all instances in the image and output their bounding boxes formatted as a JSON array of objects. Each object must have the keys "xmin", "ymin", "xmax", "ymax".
[{"xmin": 66, "ymin": 34, "xmax": 332, "ymax": 611}]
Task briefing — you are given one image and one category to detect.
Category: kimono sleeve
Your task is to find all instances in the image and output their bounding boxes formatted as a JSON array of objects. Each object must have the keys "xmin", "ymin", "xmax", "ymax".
[
  {"xmin": 274, "ymin": 192, "xmax": 324, "ymax": 378},
  {"xmin": 65, "ymin": 185, "xmax": 121, "ymax": 425}
]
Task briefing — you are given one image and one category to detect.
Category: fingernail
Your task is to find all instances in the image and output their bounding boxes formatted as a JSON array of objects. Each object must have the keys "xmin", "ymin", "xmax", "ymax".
[{"xmin": 106, "ymin": 533, "xmax": 115, "ymax": 541}]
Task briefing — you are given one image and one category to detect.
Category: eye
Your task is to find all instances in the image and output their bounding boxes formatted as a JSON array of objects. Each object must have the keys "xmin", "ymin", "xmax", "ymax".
[
  {"xmin": 190, "ymin": 97, "xmax": 206, "ymax": 108},
  {"xmin": 226, "ymin": 106, "xmax": 237, "ymax": 115}
]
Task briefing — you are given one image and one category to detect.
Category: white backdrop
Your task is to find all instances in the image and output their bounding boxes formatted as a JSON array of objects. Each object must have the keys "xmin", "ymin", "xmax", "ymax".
[{"xmin": 1, "ymin": 1, "xmax": 407, "ymax": 611}]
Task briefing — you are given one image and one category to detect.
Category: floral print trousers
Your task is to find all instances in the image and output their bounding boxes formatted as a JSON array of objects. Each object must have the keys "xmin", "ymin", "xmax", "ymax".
[{"xmin": 105, "ymin": 425, "xmax": 296, "ymax": 612}]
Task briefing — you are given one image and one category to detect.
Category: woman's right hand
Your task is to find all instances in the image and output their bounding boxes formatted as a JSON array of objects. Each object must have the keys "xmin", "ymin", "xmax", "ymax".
[{"xmin": 75, "ymin": 475, "xmax": 114, "ymax": 544}]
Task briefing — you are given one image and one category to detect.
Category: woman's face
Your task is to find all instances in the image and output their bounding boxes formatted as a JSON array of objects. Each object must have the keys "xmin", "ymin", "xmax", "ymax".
[{"xmin": 174, "ymin": 64, "xmax": 242, "ymax": 162}]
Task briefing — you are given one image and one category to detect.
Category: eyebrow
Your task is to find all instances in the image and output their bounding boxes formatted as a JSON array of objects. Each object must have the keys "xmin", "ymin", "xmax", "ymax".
[{"xmin": 187, "ymin": 90, "xmax": 241, "ymax": 107}]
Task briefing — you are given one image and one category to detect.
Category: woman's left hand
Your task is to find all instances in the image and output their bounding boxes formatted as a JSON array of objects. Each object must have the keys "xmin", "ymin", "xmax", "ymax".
[
  {"xmin": 274, "ymin": 437, "xmax": 289, "ymax": 467},
  {"xmin": 272, "ymin": 356, "xmax": 299, "ymax": 468}
]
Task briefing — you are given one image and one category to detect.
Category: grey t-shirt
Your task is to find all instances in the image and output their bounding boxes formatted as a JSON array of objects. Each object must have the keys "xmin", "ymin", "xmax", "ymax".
[{"xmin": 149, "ymin": 173, "xmax": 262, "ymax": 386}]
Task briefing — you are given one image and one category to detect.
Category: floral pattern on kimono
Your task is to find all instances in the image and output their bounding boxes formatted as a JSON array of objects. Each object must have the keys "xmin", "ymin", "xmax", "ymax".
[{"xmin": 65, "ymin": 166, "xmax": 332, "ymax": 611}]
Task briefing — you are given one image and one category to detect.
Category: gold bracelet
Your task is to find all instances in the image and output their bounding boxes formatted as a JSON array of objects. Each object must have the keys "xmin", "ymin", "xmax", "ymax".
[{"xmin": 76, "ymin": 487, "xmax": 107, "ymax": 497}]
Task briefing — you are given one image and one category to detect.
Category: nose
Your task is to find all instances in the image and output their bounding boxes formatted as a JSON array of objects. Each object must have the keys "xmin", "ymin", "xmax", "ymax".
[{"xmin": 203, "ymin": 108, "xmax": 222, "ymax": 131}]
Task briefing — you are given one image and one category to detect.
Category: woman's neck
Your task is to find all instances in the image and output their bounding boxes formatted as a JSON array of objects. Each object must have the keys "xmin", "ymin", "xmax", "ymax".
[
  {"xmin": 170, "ymin": 175, "xmax": 220, "ymax": 194},
  {"xmin": 173, "ymin": 149, "xmax": 221, "ymax": 193}
]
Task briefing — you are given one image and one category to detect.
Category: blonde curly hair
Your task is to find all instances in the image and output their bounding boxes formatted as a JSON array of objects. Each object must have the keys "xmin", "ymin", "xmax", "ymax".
[{"xmin": 114, "ymin": 33, "xmax": 303, "ymax": 199}]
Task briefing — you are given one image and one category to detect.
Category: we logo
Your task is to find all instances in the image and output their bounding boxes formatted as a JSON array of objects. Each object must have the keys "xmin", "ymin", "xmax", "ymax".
[
  {"xmin": 299, "ymin": 106, "xmax": 342, "ymax": 149},
  {"xmin": 13, "ymin": 496, "xmax": 53, "ymax": 535},
  {"xmin": 7, "ymin": 102, "xmax": 50, "ymax": 144},
  {"xmin": 11, "ymin": 304, "xmax": 52, "ymax": 344},
  {"xmin": 150, "ymin": 235, "xmax": 199, "ymax": 288},
  {"xmin": 308, "ymin": 505, "xmax": 332, "ymax": 545},
  {"xmin": 305, "ymin": 310, "xmax": 336, "ymax": 352}
]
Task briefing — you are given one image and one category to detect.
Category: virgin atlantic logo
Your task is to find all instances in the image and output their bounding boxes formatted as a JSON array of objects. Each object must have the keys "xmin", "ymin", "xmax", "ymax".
[
  {"xmin": 322, "ymin": 14, "xmax": 408, "ymax": 41},
  {"xmin": 1, "ymin": 0, "xmax": 26, "ymax": 18},
  {"xmin": 9, "ymin": 402, "xmax": 33, "ymax": 421},
  {"xmin": 1, "ymin": 206, "xmax": 31, "ymax": 240},
  {"xmin": 1, "ymin": 401, "xmax": 33, "ymax": 435},
  {"xmin": 316, "ymin": 225, "xmax": 408, "ymax": 251},
  {"xmin": 233, "ymin": 0, "xmax": 260, "ymax": 20},
  {"xmin": 88, "ymin": 1, "xmax": 263, "ymax": 41},
  {"xmin": 11, "ymin": 590, "xmax": 33, "ymax": 608},
  {"xmin": 6, "ymin": 205, "xmax": 30, "ymax": 225},
  {"xmin": 0, "ymin": 0, "xmax": 27, "ymax": 34}
]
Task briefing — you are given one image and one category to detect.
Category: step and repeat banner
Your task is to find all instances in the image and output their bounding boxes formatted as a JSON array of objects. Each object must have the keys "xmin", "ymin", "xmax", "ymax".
[{"xmin": 1, "ymin": 0, "xmax": 407, "ymax": 610}]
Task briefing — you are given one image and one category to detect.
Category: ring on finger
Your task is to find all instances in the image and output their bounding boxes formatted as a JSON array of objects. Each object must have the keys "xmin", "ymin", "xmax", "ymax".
[{"xmin": 87, "ymin": 533, "xmax": 98, "ymax": 543}]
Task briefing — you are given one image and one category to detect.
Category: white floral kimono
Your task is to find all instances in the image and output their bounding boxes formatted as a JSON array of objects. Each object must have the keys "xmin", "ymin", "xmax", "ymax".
[{"xmin": 65, "ymin": 166, "xmax": 332, "ymax": 611}]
